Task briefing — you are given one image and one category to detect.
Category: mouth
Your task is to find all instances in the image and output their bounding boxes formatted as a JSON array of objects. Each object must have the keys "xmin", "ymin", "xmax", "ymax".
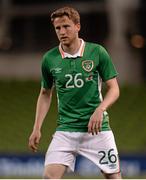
[{"xmin": 60, "ymin": 37, "xmax": 68, "ymax": 41}]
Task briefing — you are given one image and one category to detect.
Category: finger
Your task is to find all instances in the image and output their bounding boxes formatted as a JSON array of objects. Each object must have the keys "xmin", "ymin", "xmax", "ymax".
[
  {"xmin": 91, "ymin": 124, "xmax": 96, "ymax": 135},
  {"xmin": 92, "ymin": 130, "xmax": 95, "ymax": 136},
  {"xmin": 95, "ymin": 122, "xmax": 100, "ymax": 135},
  {"xmin": 98, "ymin": 120, "xmax": 102, "ymax": 132},
  {"xmin": 88, "ymin": 121, "xmax": 95, "ymax": 134},
  {"xmin": 88, "ymin": 121, "xmax": 92, "ymax": 133},
  {"xmin": 35, "ymin": 136, "xmax": 40, "ymax": 144},
  {"xmin": 89, "ymin": 120, "xmax": 97, "ymax": 135},
  {"xmin": 29, "ymin": 143, "xmax": 38, "ymax": 152},
  {"xmin": 91, "ymin": 124, "xmax": 98, "ymax": 135},
  {"xmin": 29, "ymin": 145, "xmax": 37, "ymax": 152},
  {"xmin": 99, "ymin": 113, "xmax": 104, "ymax": 131},
  {"xmin": 29, "ymin": 138, "xmax": 38, "ymax": 152},
  {"xmin": 32, "ymin": 146, "xmax": 38, "ymax": 152}
]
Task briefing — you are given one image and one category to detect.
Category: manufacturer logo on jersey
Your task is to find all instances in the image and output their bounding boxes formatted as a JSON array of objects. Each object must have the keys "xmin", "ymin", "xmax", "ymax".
[
  {"xmin": 54, "ymin": 67, "xmax": 62, "ymax": 73},
  {"xmin": 82, "ymin": 60, "xmax": 94, "ymax": 72}
]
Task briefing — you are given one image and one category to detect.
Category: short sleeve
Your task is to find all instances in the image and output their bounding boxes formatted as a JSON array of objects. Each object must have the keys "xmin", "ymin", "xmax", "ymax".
[
  {"xmin": 41, "ymin": 55, "xmax": 53, "ymax": 89},
  {"xmin": 98, "ymin": 45, "xmax": 118, "ymax": 82}
]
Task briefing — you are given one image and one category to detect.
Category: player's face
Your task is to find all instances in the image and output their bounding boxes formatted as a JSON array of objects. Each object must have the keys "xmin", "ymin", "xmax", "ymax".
[{"xmin": 53, "ymin": 15, "xmax": 80, "ymax": 46}]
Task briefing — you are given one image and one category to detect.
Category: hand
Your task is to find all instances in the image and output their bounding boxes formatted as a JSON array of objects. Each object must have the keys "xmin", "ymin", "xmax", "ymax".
[
  {"xmin": 88, "ymin": 108, "xmax": 104, "ymax": 135},
  {"xmin": 28, "ymin": 129, "xmax": 41, "ymax": 152}
]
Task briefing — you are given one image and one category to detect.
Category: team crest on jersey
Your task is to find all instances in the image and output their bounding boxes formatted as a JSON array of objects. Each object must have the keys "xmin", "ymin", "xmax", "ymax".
[{"xmin": 82, "ymin": 60, "xmax": 94, "ymax": 72}]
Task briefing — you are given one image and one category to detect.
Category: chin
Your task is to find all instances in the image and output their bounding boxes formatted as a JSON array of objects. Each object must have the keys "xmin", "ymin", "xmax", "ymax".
[{"xmin": 61, "ymin": 41, "xmax": 70, "ymax": 46}]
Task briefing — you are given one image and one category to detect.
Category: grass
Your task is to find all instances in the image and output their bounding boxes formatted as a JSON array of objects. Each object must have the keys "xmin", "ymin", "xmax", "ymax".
[
  {"xmin": 0, "ymin": 80, "xmax": 57, "ymax": 153},
  {"xmin": 109, "ymin": 84, "xmax": 146, "ymax": 152},
  {"xmin": 0, "ymin": 80, "xmax": 146, "ymax": 153}
]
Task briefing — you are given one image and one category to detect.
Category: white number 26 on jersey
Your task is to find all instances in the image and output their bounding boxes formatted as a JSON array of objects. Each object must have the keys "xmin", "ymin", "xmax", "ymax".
[{"xmin": 65, "ymin": 73, "xmax": 84, "ymax": 88}]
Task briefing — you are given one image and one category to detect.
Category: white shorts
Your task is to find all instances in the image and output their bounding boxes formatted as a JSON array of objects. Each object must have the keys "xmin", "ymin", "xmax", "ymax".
[{"xmin": 44, "ymin": 130, "xmax": 120, "ymax": 174}]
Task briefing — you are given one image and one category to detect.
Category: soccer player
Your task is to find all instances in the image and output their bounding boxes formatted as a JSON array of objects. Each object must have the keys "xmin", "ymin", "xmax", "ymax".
[{"xmin": 28, "ymin": 6, "xmax": 122, "ymax": 179}]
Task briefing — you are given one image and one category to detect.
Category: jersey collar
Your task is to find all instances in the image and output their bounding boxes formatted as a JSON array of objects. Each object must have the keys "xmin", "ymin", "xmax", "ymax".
[{"xmin": 59, "ymin": 39, "xmax": 85, "ymax": 59}]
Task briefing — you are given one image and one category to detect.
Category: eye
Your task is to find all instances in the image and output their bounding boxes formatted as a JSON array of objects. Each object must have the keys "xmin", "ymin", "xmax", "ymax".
[
  {"xmin": 63, "ymin": 25, "xmax": 70, "ymax": 28},
  {"xmin": 55, "ymin": 26, "xmax": 60, "ymax": 30}
]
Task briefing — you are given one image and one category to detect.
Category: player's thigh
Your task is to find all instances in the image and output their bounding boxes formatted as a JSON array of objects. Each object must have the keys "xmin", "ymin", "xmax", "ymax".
[
  {"xmin": 79, "ymin": 131, "xmax": 120, "ymax": 174},
  {"xmin": 45, "ymin": 131, "xmax": 78, "ymax": 172},
  {"xmin": 43, "ymin": 164, "xmax": 67, "ymax": 179},
  {"xmin": 45, "ymin": 151, "xmax": 76, "ymax": 172}
]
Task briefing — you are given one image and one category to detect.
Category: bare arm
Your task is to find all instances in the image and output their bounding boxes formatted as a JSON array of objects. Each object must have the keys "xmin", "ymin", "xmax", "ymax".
[
  {"xmin": 28, "ymin": 87, "xmax": 53, "ymax": 152},
  {"xmin": 88, "ymin": 77, "xmax": 120, "ymax": 135}
]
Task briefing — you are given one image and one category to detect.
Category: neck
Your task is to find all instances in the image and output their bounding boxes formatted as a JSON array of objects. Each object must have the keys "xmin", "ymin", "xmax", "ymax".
[{"xmin": 61, "ymin": 38, "xmax": 81, "ymax": 55}]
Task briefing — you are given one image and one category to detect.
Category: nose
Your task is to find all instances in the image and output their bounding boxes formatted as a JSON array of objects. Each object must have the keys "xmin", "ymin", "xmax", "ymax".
[{"xmin": 60, "ymin": 27, "xmax": 66, "ymax": 35}]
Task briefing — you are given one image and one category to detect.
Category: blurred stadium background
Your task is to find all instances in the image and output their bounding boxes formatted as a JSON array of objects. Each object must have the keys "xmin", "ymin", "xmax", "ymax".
[{"xmin": 0, "ymin": 0, "xmax": 146, "ymax": 178}]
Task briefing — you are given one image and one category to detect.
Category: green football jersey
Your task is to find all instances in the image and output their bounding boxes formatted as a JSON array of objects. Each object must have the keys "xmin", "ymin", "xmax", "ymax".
[{"xmin": 41, "ymin": 41, "xmax": 118, "ymax": 132}]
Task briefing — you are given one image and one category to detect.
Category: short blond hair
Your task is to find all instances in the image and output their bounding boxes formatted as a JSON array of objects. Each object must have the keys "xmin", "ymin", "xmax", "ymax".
[{"xmin": 51, "ymin": 6, "xmax": 80, "ymax": 24}]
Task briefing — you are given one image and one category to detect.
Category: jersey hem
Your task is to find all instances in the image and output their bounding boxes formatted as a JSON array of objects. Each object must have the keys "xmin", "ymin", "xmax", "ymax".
[{"xmin": 56, "ymin": 127, "xmax": 111, "ymax": 132}]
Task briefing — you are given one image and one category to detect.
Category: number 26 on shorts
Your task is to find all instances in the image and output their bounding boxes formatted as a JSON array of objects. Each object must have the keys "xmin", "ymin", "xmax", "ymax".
[{"xmin": 98, "ymin": 148, "xmax": 117, "ymax": 165}]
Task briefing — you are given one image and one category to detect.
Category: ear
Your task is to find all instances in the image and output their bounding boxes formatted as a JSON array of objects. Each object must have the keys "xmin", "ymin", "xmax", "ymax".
[{"xmin": 75, "ymin": 23, "xmax": 81, "ymax": 32}]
